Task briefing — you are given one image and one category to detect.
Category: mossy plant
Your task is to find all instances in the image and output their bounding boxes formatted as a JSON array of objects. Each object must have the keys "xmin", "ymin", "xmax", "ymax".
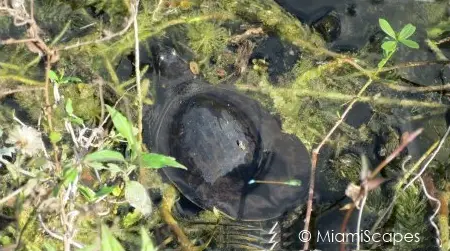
[
  {"xmin": 0, "ymin": 0, "xmax": 450, "ymax": 250},
  {"xmin": 390, "ymin": 185, "xmax": 428, "ymax": 251},
  {"xmin": 187, "ymin": 22, "xmax": 229, "ymax": 58}
]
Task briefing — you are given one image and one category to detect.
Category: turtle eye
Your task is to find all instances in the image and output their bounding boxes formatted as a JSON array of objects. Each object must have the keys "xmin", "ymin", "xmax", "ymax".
[{"xmin": 151, "ymin": 43, "xmax": 189, "ymax": 78}]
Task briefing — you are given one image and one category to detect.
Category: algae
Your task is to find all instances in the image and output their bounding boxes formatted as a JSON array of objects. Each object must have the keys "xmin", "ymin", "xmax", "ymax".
[{"xmin": 0, "ymin": 0, "xmax": 449, "ymax": 250}]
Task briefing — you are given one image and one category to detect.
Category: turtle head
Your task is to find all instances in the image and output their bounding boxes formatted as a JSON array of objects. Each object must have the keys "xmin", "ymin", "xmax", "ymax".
[{"xmin": 150, "ymin": 43, "xmax": 193, "ymax": 81}]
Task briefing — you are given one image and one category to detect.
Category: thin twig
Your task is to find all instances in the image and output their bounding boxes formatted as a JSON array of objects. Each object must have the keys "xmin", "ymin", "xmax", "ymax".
[
  {"xmin": 0, "ymin": 75, "xmax": 45, "ymax": 85},
  {"xmin": 60, "ymin": 2, "xmax": 139, "ymax": 51},
  {"xmin": 340, "ymin": 205, "xmax": 356, "ymax": 251},
  {"xmin": 132, "ymin": 0, "xmax": 143, "ymax": 144},
  {"xmin": 396, "ymin": 141, "xmax": 439, "ymax": 191},
  {"xmin": 356, "ymin": 187, "xmax": 368, "ymax": 250},
  {"xmin": 0, "ymin": 185, "xmax": 24, "ymax": 206},
  {"xmin": 339, "ymin": 129, "xmax": 423, "ymax": 251},
  {"xmin": 335, "ymin": 60, "xmax": 450, "ymax": 80},
  {"xmin": 404, "ymin": 124, "xmax": 450, "ymax": 189},
  {"xmin": 0, "ymin": 38, "xmax": 36, "ymax": 44},
  {"xmin": 418, "ymin": 176, "xmax": 441, "ymax": 247},
  {"xmin": 38, "ymin": 214, "xmax": 84, "ymax": 249},
  {"xmin": 303, "ymin": 78, "xmax": 373, "ymax": 250},
  {"xmin": 380, "ymin": 81, "xmax": 450, "ymax": 93},
  {"xmin": 437, "ymin": 36, "xmax": 450, "ymax": 45},
  {"xmin": 152, "ymin": 0, "xmax": 165, "ymax": 21},
  {"xmin": 0, "ymin": 86, "xmax": 44, "ymax": 98},
  {"xmin": 370, "ymin": 128, "xmax": 423, "ymax": 179},
  {"xmin": 44, "ymin": 56, "xmax": 61, "ymax": 171},
  {"xmin": 97, "ymin": 79, "xmax": 105, "ymax": 124}
]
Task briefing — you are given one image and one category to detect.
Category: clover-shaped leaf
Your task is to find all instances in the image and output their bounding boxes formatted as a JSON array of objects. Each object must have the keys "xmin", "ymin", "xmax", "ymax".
[
  {"xmin": 398, "ymin": 23, "xmax": 416, "ymax": 40},
  {"xmin": 400, "ymin": 39, "xmax": 419, "ymax": 49},
  {"xmin": 379, "ymin": 18, "xmax": 396, "ymax": 39}
]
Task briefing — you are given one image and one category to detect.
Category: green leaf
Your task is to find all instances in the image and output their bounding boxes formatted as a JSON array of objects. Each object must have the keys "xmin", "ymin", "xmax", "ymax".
[
  {"xmin": 64, "ymin": 76, "xmax": 82, "ymax": 83},
  {"xmin": 381, "ymin": 40, "xmax": 397, "ymax": 53},
  {"xmin": 59, "ymin": 69, "xmax": 65, "ymax": 80},
  {"xmin": 79, "ymin": 185, "xmax": 96, "ymax": 202},
  {"xmin": 101, "ymin": 224, "xmax": 125, "ymax": 251},
  {"xmin": 400, "ymin": 39, "xmax": 420, "ymax": 49},
  {"xmin": 141, "ymin": 227, "xmax": 156, "ymax": 251},
  {"xmin": 140, "ymin": 153, "xmax": 187, "ymax": 170},
  {"xmin": 379, "ymin": 18, "xmax": 396, "ymax": 39},
  {"xmin": 54, "ymin": 167, "xmax": 78, "ymax": 196},
  {"xmin": 123, "ymin": 211, "xmax": 142, "ymax": 228},
  {"xmin": 48, "ymin": 70, "xmax": 59, "ymax": 82},
  {"xmin": 283, "ymin": 179, "xmax": 302, "ymax": 186},
  {"xmin": 84, "ymin": 150, "xmax": 125, "ymax": 163},
  {"xmin": 65, "ymin": 98, "xmax": 74, "ymax": 115},
  {"xmin": 49, "ymin": 131, "xmax": 62, "ymax": 144},
  {"xmin": 65, "ymin": 99, "xmax": 84, "ymax": 125},
  {"xmin": 106, "ymin": 105, "xmax": 137, "ymax": 152},
  {"xmin": 106, "ymin": 163, "xmax": 123, "ymax": 176},
  {"xmin": 69, "ymin": 116, "xmax": 84, "ymax": 125},
  {"xmin": 62, "ymin": 167, "xmax": 78, "ymax": 187},
  {"xmin": 125, "ymin": 181, "xmax": 152, "ymax": 216},
  {"xmin": 112, "ymin": 185, "xmax": 122, "ymax": 196},
  {"xmin": 86, "ymin": 161, "xmax": 106, "ymax": 170},
  {"xmin": 398, "ymin": 24, "xmax": 416, "ymax": 40},
  {"xmin": 96, "ymin": 186, "xmax": 115, "ymax": 197}
]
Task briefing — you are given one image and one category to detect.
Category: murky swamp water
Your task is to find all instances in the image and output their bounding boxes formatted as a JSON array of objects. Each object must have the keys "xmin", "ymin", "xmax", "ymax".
[{"xmin": 1, "ymin": 0, "xmax": 450, "ymax": 250}]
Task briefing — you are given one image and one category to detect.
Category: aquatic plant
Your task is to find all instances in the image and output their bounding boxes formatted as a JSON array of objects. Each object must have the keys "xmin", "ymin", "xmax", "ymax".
[
  {"xmin": 0, "ymin": 0, "xmax": 449, "ymax": 250},
  {"xmin": 187, "ymin": 22, "xmax": 229, "ymax": 57}
]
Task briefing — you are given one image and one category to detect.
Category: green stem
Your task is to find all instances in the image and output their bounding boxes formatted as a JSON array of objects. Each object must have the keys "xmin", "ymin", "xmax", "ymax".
[
  {"xmin": 279, "ymin": 89, "xmax": 447, "ymax": 108},
  {"xmin": 0, "ymin": 75, "xmax": 44, "ymax": 86},
  {"xmin": 395, "ymin": 141, "xmax": 439, "ymax": 192}
]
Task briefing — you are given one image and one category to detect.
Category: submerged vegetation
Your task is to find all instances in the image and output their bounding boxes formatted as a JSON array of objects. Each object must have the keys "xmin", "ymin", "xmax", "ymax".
[{"xmin": 0, "ymin": 0, "xmax": 450, "ymax": 250}]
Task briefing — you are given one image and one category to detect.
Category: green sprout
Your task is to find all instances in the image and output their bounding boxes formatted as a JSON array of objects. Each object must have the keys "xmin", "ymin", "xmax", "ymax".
[
  {"xmin": 378, "ymin": 18, "xmax": 419, "ymax": 68},
  {"xmin": 48, "ymin": 69, "xmax": 82, "ymax": 85}
]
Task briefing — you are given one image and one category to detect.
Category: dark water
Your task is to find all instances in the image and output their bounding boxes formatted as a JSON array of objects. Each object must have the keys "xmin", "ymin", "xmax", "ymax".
[{"xmin": 1, "ymin": 0, "xmax": 449, "ymax": 250}]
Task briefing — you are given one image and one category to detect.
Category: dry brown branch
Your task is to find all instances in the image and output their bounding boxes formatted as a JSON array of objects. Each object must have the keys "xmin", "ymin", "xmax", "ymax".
[
  {"xmin": 37, "ymin": 214, "xmax": 84, "ymax": 249},
  {"xmin": 60, "ymin": 2, "xmax": 138, "ymax": 51},
  {"xmin": 0, "ymin": 0, "xmax": 58, "ymax": 60},
  {"xmin": 302, "ymin": 77, "xmax": 374, "ymax": 250},
  {"xmin": 338, "ymin": 129, "xmax": 423, "ymax": 251},
  {"xmin": 230, "ymin": 27, "xmax": 265, "ymax": 44},
  {"xmin": 0, "ymin": 38, "xmax": 36, "ymax": 44},
  {"xmin": 436, "ymin": 36, "xmax": 450, "ymax": 45}
]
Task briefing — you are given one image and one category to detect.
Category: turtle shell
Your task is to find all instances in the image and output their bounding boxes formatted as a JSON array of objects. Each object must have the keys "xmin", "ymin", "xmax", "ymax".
[{"xmin": 143, "ymin": 46, "xmax": 311, "ymax": 221}]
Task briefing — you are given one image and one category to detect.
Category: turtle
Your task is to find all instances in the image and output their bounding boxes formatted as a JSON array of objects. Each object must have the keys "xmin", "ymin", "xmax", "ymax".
[{"xmin": 142, "ymin": 41, "xmax": 312, "ymax": 222}]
